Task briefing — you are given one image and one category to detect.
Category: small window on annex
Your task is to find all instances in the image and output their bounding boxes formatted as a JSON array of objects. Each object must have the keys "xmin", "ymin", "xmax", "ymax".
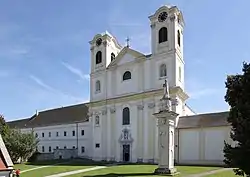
[
  {"xmin": 81, "ymin": 130, "xmax": 85, "ymax": 136},
  {"xmin": 81, "ymin": 146, "xmax": 85, "ymax": 153},
  {"xmin": 123, "ymin": 71, "xmax": 131, "ymax": 81},
  {"xmin": 95, "ymin": 143, "xmax": 100, "ymax": 148}
]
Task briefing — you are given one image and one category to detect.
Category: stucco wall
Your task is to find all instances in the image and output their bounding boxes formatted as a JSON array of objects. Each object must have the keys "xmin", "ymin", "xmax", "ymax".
[
  {"xmin": 20, "ymin": 121, "xmax": 91, "ymax": 158},
  {"xmin": 177, "ymin": 126, "xmax": 231, "ymax": 165}
]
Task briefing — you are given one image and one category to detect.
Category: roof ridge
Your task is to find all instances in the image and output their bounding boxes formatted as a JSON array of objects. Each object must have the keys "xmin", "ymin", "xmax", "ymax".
[
  {"xmin": 38, "ymin": 102, "xmax": 88, "ymax": 113},
  {"xmin": 180, "ymin": 111, "xmax": 229, "ymax": 118}
]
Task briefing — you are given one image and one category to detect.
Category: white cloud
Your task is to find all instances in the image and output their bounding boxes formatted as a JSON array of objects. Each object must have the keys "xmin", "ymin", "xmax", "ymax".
[
  {"xmin": 29, "ymin": 75, "xmax": 83, "ymax": 102},
  {"xmin": 29, "ymin": 75, "xmax": 54, "ymax": 91},
  {"xmin": 61, "ymin": 62, "xmax": 89, "ymax": 81}
]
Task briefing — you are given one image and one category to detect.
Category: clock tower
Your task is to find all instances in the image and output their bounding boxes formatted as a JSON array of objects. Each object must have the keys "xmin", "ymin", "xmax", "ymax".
[
  {"xmin": 89, "ymin": 32, "xmax": 122, "ymax": 101},
  {"xmin": 149, "ymin": 5, "xmax": 184, "ymax": 56}
]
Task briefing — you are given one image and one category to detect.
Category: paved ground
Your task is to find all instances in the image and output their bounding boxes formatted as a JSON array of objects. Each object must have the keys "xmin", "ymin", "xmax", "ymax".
[
  {"xmin": 45, "ymin": 166, "xmax": 107, "ymax": 177},
  {"xmin": 184, "ymin": 168, "xmax": 234, "ymax": 177}
]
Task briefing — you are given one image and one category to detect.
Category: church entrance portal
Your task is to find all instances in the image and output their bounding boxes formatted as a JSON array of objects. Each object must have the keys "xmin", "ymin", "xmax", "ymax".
[{"xmin": 123, "ymin": 144, "xmax": 130, "ymax": 162}]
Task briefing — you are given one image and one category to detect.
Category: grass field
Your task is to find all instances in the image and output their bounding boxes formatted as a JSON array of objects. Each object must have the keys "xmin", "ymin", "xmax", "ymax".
[
  {"xmin": 14, "ymin": 159, "xmax": 101, "ymax": 177},
  {"xmin": 67, "ymin": 164, "xmax": 221, "ymax": 177},
  {"xmin": 205, "ymin": 169, "xmax": 238, "ymax": 177},
  {"xmin": 14, "ymin": 159, "xmax": 224, "ymax": 177}
]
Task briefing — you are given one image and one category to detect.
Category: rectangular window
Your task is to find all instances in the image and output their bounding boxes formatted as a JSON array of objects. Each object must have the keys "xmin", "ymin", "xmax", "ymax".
[
  {"xmin": 81, "ymin": 146, "xmax": 85, "ymax": 153},
  {"xmin": 35, "ymin": 133, "xmax": 38, "ymax": 138},
  {"xmin": 56, "ymin": 132, "xmax": 59, "ymax": 137},
  {"xmin": 64, "ymin": 146, "xmax": 67, "ymax": 149},
  {"xmin": 42, "ymin": 146, "xmax": 45, "ymax": 152},
  {"xmin": 49, "ymin": 132, "xmax": 51, "ymax": 137},
  {"xmin": 72, "ymin": 130, "xmax": 75, "ymax": 136},
  {"xmin": 95, "ymin": 143, "xmax": 100, "ymax": 148},
  {"xmin": 81, "ymin": 130, "xmax": 84, "ymax": 136},
  {"xmin": 56, "ymin": 146, "xmax": 59, "ymax": 149},
  {"xmin": 42, "ymin": 133, "xmax": 44, "ymax": 137},
  {"xmin": 73, "ymin": 146, "xmax": 75, "ymax": 149},
  {"xmin": 49, "ymin": 146, "xmax": 51, "ymax": 152},
  {"xmin": 64, "ymin": 131, "xmax": 67, "ymax": 136}
]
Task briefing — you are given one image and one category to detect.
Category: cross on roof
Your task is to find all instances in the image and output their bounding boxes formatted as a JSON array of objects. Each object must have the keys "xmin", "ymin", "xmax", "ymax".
[{"xmin": 126, "ymin": 37, "xmax": 130, "ymax": 47}]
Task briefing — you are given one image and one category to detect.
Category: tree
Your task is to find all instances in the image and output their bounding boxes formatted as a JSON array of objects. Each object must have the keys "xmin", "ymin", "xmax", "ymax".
[
  {"xmin": 224, "ymin": 62, "xmax": 250, "ymax": 176},
  {"xmin": 0, "ymin": 114, "xmax": 8, "ymax": 136},
  {"xmin": 3, "ymin": 129, "xmax": 39, "ymax": 162}
]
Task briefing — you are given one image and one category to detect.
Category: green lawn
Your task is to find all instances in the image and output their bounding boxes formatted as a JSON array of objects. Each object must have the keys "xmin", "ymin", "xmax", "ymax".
[
  {"xmin": 14, "ymin": 159, "xmax": 70, "ymax": 171},
  {"xmin": 67, "ymin": 164, "xmax": 221, "ymax": 177},
  {"xmin": 14, "ymin": 159, "xmax": 226, "ymax": 177},
  {"xmin": 15, "ymin": 159, "xmax": 104, "ymax": 177},
  {"xmin": 205, "ymin": 169, "xmax": 238, "ymax": 177}
]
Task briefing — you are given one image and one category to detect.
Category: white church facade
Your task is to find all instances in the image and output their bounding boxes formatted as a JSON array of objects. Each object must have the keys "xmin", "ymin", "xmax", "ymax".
[{"xmin": 7, "ymin": 5, "xmax": 233, "ymax": 165}]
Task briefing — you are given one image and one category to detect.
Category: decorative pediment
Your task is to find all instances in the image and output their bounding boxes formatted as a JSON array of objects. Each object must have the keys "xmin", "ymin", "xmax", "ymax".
[
  {"xmin": 118, "ymin": 128, "xmax": 134, "ymax": 144},
  {"xmin": 107, "ymin": 47, "xmax": 145, "ymax": 68}
]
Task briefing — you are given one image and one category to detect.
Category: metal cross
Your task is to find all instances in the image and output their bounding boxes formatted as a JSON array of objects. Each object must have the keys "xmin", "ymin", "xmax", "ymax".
[{"xmin": 126, "ymin": 37, "xmax": 130, "ymax": 47}]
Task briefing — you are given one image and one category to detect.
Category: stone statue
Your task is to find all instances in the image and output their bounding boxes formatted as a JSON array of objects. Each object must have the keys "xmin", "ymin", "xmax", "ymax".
[{"xmin": 160, "ymin": 79, "xmax": 172, "ymax": 111}]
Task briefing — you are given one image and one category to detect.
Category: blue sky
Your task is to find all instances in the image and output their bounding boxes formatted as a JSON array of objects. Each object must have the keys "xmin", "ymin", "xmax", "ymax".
[{"xmin": 0, "ymin": 0, "xmax": 249, "ymax": 121}]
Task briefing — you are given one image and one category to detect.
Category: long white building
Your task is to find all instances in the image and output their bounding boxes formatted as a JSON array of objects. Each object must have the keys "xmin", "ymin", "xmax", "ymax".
[{"xmin": 8, "ymin": 5, "xmax": 233, "ymax": 165}]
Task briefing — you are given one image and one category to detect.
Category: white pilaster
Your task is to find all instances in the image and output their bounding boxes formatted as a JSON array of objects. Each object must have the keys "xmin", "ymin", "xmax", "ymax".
[
  {"xmin": 115, "ymin": 105, "xmax": 122, "ymax": 162},
  {"xmin": 107, "ymin": 108, "xmax": 111, "ymax": 160},
  {"xmin": 143, "ymin": 102, "xmax": 149, "ymax": 162},
  {"xmin": 131, "ymin": 103, "xmax": 138, "ymax": 162}
]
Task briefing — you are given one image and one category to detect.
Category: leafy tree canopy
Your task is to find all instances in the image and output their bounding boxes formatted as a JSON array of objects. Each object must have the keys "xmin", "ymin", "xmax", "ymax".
[
  {"xmin": 0, "ymin": 114, "xmax": 39, "ymax": 163},
  {"xmin": 224, "ymin": 62, "xmax": 250, "ymax": 176}
]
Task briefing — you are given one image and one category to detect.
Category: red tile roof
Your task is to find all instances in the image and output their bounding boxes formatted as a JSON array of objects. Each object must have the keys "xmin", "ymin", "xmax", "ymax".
[{"xmin": 0, "ymin": 154, "xmax": 7, "ymax": 171}]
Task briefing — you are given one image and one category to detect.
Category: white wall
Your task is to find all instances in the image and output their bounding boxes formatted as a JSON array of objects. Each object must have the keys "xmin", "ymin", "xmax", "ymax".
[
  {"xmin": 20, "ymin": 121, "xmax": 92, "ymax": 157},
  {"xmin": 177, "ymin": 126, "xmax": 231, "ymax": 165}
]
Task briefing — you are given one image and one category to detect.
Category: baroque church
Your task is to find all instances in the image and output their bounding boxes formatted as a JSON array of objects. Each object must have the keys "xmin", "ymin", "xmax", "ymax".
[{"xmin": 8, "ymin": 5, "xmax": 233, "ymax": 165}]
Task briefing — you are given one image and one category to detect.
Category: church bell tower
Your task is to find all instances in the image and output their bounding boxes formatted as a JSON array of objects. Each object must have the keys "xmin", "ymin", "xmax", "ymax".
[{"xmin": 149, "ymin": 5, "xmax": 184, "ymax": 57}]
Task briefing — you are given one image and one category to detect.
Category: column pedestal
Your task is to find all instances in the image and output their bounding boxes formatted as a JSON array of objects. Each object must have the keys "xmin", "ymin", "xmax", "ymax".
[
  {"xmin": 153, "ymin": 110, "xmax": 179, "ymax": 176},
  {"xmin": 154, "ymin": 167, "xmax": 178, "ymax": 175}
]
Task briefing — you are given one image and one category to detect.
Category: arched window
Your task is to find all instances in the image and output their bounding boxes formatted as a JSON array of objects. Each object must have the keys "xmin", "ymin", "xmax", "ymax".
[
  {"xmin": 159, "ymin": 27, "xmax": 168, "ymax": 43},
  {"xmin": 177, "ymin": 30, "xmax": 181, "ymax": 47},
  {"xmin": 111, "ymin": 53, "xmax": 115, "ymax": 61},
  {"xmin": 95, "ymin": 80, "xmax": 101, "ymax": 92},
  {"xmin": 122, "ymin": 107, "xmax": 130, "ymax": 125},
  {"xmin": 96, "ymin": 51, "xmax": 102, "ymax": 64},
  {"xmin": 160, "ymin": 64, "xmax": 167, "ymax": 77},
  {"xmin": 123, "ymin": 71, "xmax": 131, "ymax": 81},
  {"xmin": 178, "ymin": 66, "xmax": 181, "ymax": 81}
]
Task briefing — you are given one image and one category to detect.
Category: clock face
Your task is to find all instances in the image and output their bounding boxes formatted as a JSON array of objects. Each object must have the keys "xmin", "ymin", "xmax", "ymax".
[
  {"xmin": 96, "ymin": 38, "xmax": 102, "ymax": 46},
  {"xmin": 158, "ymin": 12, "xmax": 168, "ymax": 22}
]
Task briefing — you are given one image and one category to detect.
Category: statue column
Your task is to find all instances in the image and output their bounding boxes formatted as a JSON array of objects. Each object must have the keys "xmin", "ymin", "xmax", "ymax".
[{"xmin": 153, "ymin": 79, "xmax": 179, "ymax": 175}]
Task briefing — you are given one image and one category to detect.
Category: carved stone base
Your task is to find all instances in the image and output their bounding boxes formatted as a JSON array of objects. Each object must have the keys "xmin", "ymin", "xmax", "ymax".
[{"xmin": 154, "ymin": 167, "xmax": 179, "ymax": 176}]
